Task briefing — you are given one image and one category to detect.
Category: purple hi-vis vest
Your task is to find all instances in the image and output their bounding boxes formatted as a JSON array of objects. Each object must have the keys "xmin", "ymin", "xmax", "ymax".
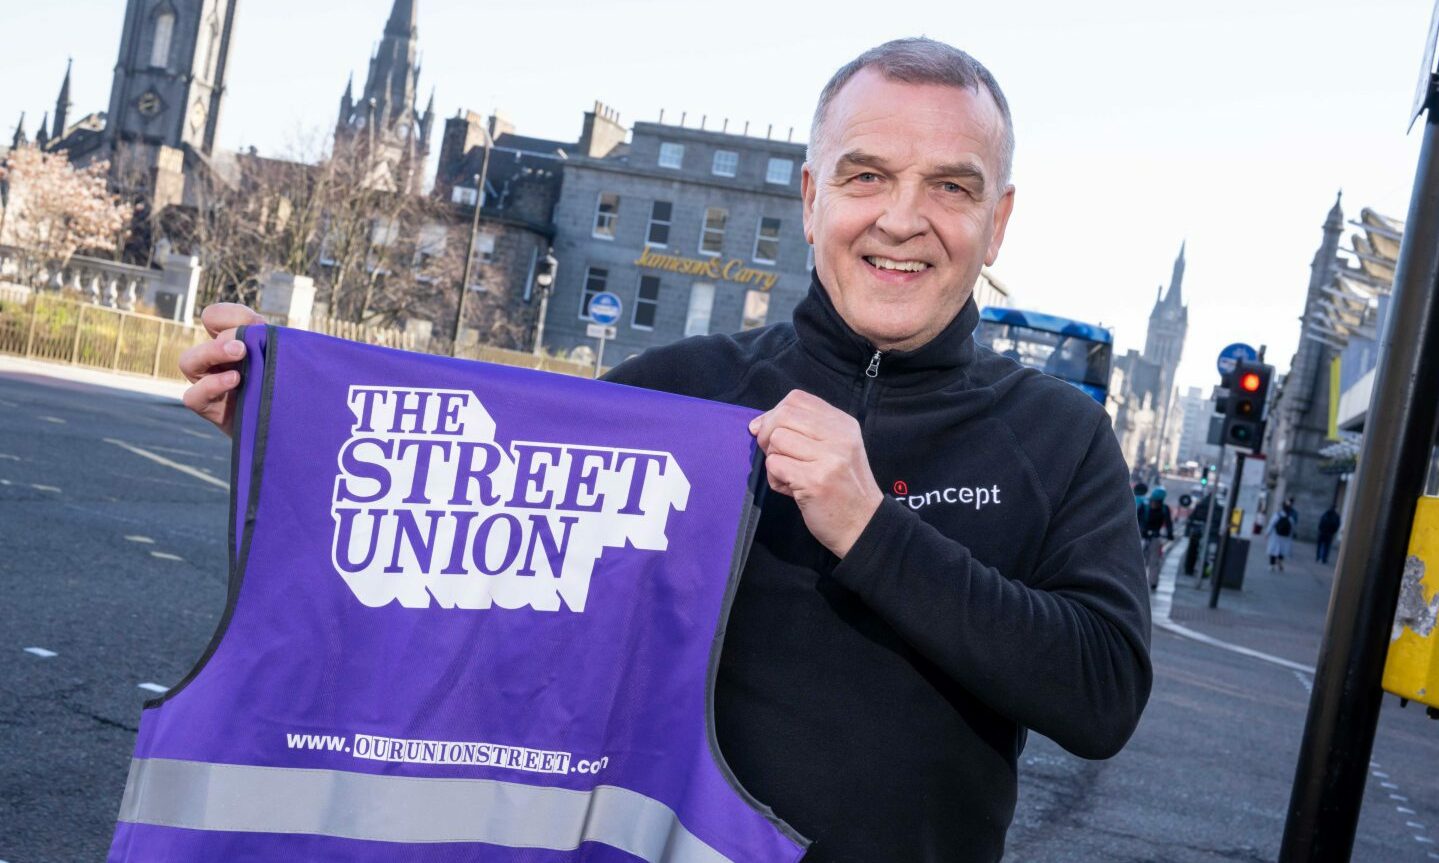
[{"xmin": 110, "ymin": 325, "xmax": 807, "ymax": 863}]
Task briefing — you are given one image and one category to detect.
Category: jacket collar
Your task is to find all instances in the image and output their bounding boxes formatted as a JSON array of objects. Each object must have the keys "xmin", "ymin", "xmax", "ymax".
[{"xmin": 791, "ymin": 270, "xmax": 979, "ymax": 391}]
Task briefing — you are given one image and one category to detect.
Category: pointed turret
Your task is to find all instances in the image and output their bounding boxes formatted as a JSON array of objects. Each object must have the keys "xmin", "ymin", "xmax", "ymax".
[
  {"xmin": 36, "ymin": 112, "xmax": 51, "ymax": 149},
  {"xmin": 420, "ymin": 87, "xmax": 436, "ymax": 147},
  {"xmin": 11, "ymin": 112, "xmax": 27, "ymax": 149},
  {"xmin": 340, "ymin": 72, "xmax": 354, "ymax": 120},
  {"xmin": 1325, "ymin": 190, "xmax": 1344, "ymax": 231},
  {"xmin": 53, "ymin": 58, "xmax": 72, "ymax": 140}
]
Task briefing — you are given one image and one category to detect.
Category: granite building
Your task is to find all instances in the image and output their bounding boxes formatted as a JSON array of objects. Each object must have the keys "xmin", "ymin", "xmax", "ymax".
[{"xmin": 541, "ymin": 117, "xmax": 809, "ymax": 363}]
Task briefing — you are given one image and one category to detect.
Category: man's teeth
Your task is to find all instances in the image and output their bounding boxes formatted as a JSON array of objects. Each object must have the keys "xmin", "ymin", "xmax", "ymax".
[{"xmin": 865, "ymin": 256, "xmax": 929, "ymax": 272}]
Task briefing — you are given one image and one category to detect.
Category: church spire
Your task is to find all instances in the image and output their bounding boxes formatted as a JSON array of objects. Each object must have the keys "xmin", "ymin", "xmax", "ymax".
[
  {"xmin": 53, "ymin": 58, "xmax": 72, "ymax": 140},
  {"xmin": 11, "ymin": 112, "xmax": 27, "ymax": 149},
  {"xmin": 385, "ymin": 0, "xmax": 417, "ymax": 38},
  {"xmin": 339, "ymin": 72, "xmax": 354, "ymax": 120},
  {"xmin": 36, "ymin": 112, "xmax": 51, "ymax": 149},
  {"xmin": 1166, "ymin": 240, "xmax": 1186, "ymax": 308}
]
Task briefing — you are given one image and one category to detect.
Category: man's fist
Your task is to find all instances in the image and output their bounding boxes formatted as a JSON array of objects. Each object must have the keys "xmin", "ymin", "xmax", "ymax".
[
  {"xmin": 179, "ymin": 303, "xmax": 266, "ymax": 436},
  {"xmin": 749, "ymin": 389, "xmax": 883, "ymax": 558}
]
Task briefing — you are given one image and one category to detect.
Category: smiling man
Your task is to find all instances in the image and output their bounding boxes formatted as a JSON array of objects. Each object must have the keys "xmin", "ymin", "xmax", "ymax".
[{"xmin": 181, "ymin": 37, "xmax": 1150, "ymax": 863}]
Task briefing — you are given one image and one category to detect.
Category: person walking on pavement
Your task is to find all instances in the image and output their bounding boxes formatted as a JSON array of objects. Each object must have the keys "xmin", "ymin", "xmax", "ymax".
[
  {"xmin": 1316, "ymin": 506, "xmax": 1342, "ymax": 564},
  {"xmin": 1266, "ymin": 506, "xmax": 1295, "ymax": 571},
  {"xmin": 1140, "ymin": 486, "xmax": 1174, "ymax": 590},
  {"xmin": 1182, "ymin": 490, "xmax": 1222, "ymax": 576}
]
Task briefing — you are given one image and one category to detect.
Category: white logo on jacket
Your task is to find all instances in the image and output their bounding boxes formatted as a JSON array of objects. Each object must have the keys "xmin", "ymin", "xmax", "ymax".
[{"xmin": 330, "ymin": 385, "xmax": 689, "ymax": 612}]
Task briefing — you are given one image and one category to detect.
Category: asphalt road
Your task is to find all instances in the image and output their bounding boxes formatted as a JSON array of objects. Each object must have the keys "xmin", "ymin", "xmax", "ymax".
[{"xmin": 1, "ymin": 369, "xmax": 1436, "ymax": 862}]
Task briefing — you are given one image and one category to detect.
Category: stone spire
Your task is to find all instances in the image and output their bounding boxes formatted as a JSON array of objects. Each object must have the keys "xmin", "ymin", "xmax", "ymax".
[
  {"xmin": 1166, "ymin": 241, "xmax": 1186, "ymax": 308},
  {"xmin": 386, "ymin": 0, "xmax": 416, "ymax": 38},
  {"xmin": 53, "ymin": 58, "xmax": 72, "ymax": 140},
  {"xmin": 1325, "ymin": 189, "xmax": 1344, "ymax": 232},
  {"xmin": 36, "ymin": 112, "xmax": 51, "ymax": 149},
  {"xmin": 335, "ymin": 0, "xmax": 427, "ymax": 192},
  {"xmin": 11, "ymin": 112, "xmax": 27, "ymax": 149},
  {"xmin": 339, "ymin": 72, "xmax": 354, "ymax": 121}
]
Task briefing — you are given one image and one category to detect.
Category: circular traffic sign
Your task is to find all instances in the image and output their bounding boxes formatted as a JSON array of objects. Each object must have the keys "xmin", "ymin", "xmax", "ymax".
[
  {"xmin": 589, "ymin": 292, "xmax": 622, "ymax": 326},
  {"xmin": 1216, "ymin": 342, "xmax": 1258, "ymax": 376}
]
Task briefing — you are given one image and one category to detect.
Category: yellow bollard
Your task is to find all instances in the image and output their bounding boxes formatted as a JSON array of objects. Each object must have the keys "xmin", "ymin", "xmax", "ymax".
[{"xmin": 1382, "ymin": 496, "xmax": 1439, "ymax": 709}]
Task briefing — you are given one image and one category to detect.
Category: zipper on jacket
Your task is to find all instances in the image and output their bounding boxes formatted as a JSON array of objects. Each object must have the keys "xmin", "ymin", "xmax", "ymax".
[{"xmin": 855, "ymin": 350, "xmax": 882, "ymax": 425}]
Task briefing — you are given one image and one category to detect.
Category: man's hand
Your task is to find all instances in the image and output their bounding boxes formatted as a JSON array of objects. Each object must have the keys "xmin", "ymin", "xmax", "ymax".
[
  {"xmin": 179, "ymin": 303, "xmax": 266, "ymax": 436},
  {"xmin": 749, "ymin": 389, "xmax": 884, "ymax": 558}
]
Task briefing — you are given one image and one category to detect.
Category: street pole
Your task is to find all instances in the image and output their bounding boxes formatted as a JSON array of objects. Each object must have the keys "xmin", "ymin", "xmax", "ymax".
[
  {"xmin": 532, "ymin": 249, "xmax": 556, "ymax": 358},
  {"xmin": 451, "ymin": 132, "xmax": 493, "ymax": 357},
  {"xmin": 1279, "ymin": 68, "xmax": 1439, "ymax": 862},
  {"xmin": 1208, "ymin": 451, "xmax": 1246, "ymax": 608}
]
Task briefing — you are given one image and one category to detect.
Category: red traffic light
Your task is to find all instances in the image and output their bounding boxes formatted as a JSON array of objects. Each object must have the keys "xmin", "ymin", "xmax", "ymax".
[{"xmin": 1239, "ymin": 372, "xmax": 1262, "ymax": 392}]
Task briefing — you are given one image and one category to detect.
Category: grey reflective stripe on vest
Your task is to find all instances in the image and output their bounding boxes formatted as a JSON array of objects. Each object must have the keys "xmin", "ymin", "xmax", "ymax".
[{"xmin": 118, "ymin": 758, "xmax": 735, "ymax": 863}]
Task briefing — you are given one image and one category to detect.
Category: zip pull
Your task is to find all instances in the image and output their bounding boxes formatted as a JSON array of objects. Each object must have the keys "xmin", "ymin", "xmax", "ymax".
[{"xmin": 865, "ymin": 350, "xmax": 882, "ymax": 379}]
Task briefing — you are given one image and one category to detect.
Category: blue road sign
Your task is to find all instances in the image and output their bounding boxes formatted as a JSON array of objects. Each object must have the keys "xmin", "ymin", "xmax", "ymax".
[
  {"xmin": 1217, "ymin": 342, "xmax": 1258, "ymax": 376},
  {"xmin": 589, "ymin": 292, "xmax": 622, "ymax": 326}
]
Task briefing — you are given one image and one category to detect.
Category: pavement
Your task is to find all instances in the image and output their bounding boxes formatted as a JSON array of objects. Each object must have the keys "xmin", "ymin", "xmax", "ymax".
[{"xmin": 2, "ymin": 358, "xmax": 1438, "ymax": 862}]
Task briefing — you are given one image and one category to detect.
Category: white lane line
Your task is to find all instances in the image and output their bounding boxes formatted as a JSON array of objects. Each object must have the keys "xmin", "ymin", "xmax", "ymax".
[
  {"xmin": 125, "ymin": 535, "xmax": 155, "ymax": 544},
  {"xmin": 1382, "ymin": 782, "xmax": 1400, "ymax": 789},
  {"xmin": 137, "ymin": 682, "xmax": 169, "ymax": 694},
  {"xmin": 178, "ymin": 427, "xmax": 212, "ymax": 440},
  {"xmin": 1151, "ymin": 546, "xmax": 1315, "ymax": 674},
  {"xmin": 1393, "ymin": 794, "xmax": 1411, "ymax": 802},
  {"xmin": 38, "ymin": 415, "xmax": 66, "ymax": 424},
  {"xmin": 149, "ymin": 551, "xmax": 183, "ymax": 562},
  {"xmin": 1418, "ymin": 836, "xmax": 1436, "ymax": 845},
  {"xmin": 0, "ymin": 479, "xmax": 9, "ymax": 486},
  {"xmin": 1401, "ymin": 807, "xmax": 1419, "ymax": 815},
  {"xmin": 30, "ymin": 484, "xmax": 61, "ymax": 493},
  {"xmin": 24, "ymin": 647, "xmax": 58, "ymax": 658},
  {"xmin": 0, "ymin": 453, "xmax": 20, "ymax": 461},
  {"xmin": 1373, "ymin": 771, "xmax": 1390, "ymax": 779},
  {"xmin": 144, "ymin": 444, "xmax": 204, "ymax": 458},
  {"xmin": 1293, "ymin": 670, "xmax": 1314, "ymax": 693},
  {"xmin": 104, "ymin": 437, "xmax": 229, "ymax": 490},
  {"xmin": 1410, "ymin": 821, "xmax": 1428, "ymax": 829}
]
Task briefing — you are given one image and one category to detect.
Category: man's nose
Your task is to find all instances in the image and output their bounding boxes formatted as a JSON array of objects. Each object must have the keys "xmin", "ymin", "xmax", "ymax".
[{"xmin": 873, "ymin": 182, "xmax": 929, "ymax": 243}]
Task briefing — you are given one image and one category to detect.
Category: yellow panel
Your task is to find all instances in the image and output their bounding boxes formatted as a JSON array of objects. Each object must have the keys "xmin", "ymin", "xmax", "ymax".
[{"xmin": 1382, "ymin": 497, "xmax": 1439, "ymax": 708}]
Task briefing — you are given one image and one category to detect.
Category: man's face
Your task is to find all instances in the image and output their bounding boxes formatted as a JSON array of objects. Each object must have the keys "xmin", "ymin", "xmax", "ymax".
[{"xmin": 802, "ymin": 69, "xmax": 1015, "ymax": 353}]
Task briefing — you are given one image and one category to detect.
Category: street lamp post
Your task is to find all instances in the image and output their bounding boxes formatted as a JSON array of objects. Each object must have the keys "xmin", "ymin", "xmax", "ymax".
[{"xmin": 451, "ymin": 128, "xmax": 494, "ymax": 357}]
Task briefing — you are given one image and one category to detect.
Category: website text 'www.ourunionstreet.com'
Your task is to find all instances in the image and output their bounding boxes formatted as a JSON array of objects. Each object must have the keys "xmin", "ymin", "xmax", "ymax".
[{"xmin": 285, "ymin": 732, "xmax": 612, "ymax": 776}]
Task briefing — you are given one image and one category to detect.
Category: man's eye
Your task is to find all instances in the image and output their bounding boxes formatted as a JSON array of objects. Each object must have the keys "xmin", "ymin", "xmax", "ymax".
[
  {"xmin": 854, "ymin": 172, "xmax": 880, "ymax": 183},
  {"xmin": 940, "ymin": 182, "xmax": 966, "ymax": 195}
]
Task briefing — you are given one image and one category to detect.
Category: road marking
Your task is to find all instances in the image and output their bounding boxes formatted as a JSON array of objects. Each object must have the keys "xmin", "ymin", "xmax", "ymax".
[
  {"xmin": 125, "ymin": 535, "xmax": 155, "ymax": 544},
  {"xmin": 1373, "ymin": 770, "xmax": 1390, "ymax": 778},
  {"xmin": 0, "ymin": 479, "xmax": 12, "ymax": 485},
  {"xmin": 1393, "ymin": 794, "xmax": 1411, "ymax": 802},
  {"xmin": 104, "ymin": 437, "xmax": 229, "ymax": 490},
  {"xmin": 1418, "ymin": 836, "xmax": 1436, "ymax": 845},
  {"xmin": 0, "ymin": 453, "xmax": 19, "ymax": 461},
  {"xmin": 149, "ymin": 551, "xmax": 184, "ymax": 561},
  {"xmin": 1293, "ymin": 670, "xmax": 1314, "ymax": 693},
  {"xmin": 24, "ymin": 647, "xmax": 57, "ymax": 658},
  {"xmin": 1382, "ymin": 781, "xmax": 1400, "ymax": 789},
  {"xmin": 30, "ymin": 484, "xmax": 60, "ymax": 493},
  {"xmin": 179, "ymin": 427, "xmax": 212, "ymax": 440},
  {"xmin": 137, "ymin": 682, "xmax": 169, "ymax": 694},
  {"xmin": 145, "ymin": 444, "xmax": 205, "ymax": 458},
  {"xmin": 38, "ymin": 415, "xmax": 66, "ymax": 424},
  {"xmin": 1410, "ymin": 821, "xmax": 1428, "ymax": 829},
  {"xmin": 1401, "ymin": 807, "xmax": 1418, "ymax": 815},
  {"xmin": 1152, "ymin": 547, "xmax": 1314, "ymax": 674}
]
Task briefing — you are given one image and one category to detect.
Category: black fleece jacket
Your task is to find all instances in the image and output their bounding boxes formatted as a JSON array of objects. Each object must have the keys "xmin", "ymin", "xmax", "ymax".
[{"xmin": 605, "ymin": 277, "xmax": 1152, "ymax": 863}]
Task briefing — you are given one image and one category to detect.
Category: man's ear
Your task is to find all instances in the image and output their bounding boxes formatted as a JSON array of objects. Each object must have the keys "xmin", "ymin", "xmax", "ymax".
[
  {"xmin": 801, "ymin": 162, "xmax": 817, "ymax": 246},
  {"xmin": 984, "ymin": 184, "xmax": 1016, "ymax": 267}
]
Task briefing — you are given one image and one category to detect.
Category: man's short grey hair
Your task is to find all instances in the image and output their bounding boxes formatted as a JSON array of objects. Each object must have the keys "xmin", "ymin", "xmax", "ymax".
[{"xmin": 807, "ymin": 37, "xmax": 1015, "ymax": 188}]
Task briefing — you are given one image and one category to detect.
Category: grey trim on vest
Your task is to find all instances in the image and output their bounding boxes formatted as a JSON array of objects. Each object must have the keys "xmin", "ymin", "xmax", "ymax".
[{"xmin": 119, "ymin": 757, "xmax": 735, "ymax": 862}]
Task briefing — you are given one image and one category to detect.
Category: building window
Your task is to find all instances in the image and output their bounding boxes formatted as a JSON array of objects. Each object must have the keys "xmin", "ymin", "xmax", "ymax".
[
  {"xmin": 742, "ymin": 289, "xmax": 770, "ymax": 331},
  {"xmin": 700, "ymin": 207, "xmax": 727, "ymax": 256},
  {"xmin": 712, "ymin": 150, "xmax": 738, "ymax": 177},
  {"xmin": 658, "ymin": 142, "xmax": 685, "ymax": 169},
  {"xmin": 580, "ymin": 266, "xmax": 609, "ymax": 318},
  {"xmin": 150, "ymin": 9, "xmax": 175, "ymax": 69},
  {"xmin": 766, "ymin": 158, "xmax": 793, "ymax": 185},
  {"xmin": 685, "ymin": 283, "xmax": 715, "ymax": 337},
  {"xmin": 633, "ymin": 275, "xmax": 661, "ymax": 330},
  {"xmin": 467, "ymin": 233, "xmax": 496, "ymax": 290},
  {"xmin": 451, "ymin": 185, "xmax": 478, "ymax": 206},
  {"xmin": 753, "ymin": 217, "xmax": 781, "ymax": 264},
  {"xmin": 414, "ymin": 222, "xmax": 448, "ymax": 268},
  {"xmin": 646, "ymin": 200, "xmax": 673, "ymax": 248},
  {"xmin": 593, "ymin": 192, "xmax": 619, "ymax": 239}
]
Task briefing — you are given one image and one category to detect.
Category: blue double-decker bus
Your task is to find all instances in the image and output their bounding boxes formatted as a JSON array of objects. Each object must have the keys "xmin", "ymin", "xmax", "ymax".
[{"xmin": 974, "ymin": 307, "xmax": 1114, "ymax": 404}]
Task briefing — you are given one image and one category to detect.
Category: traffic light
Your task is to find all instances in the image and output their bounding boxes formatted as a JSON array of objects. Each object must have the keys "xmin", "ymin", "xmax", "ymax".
[
  {"xmin": 1222, "ymin": 359, "xmax": 1274, "ymax": 451},
  {"xmin": 1200, "ymin": 465, "xmax": 1211, "ymax": 487}
]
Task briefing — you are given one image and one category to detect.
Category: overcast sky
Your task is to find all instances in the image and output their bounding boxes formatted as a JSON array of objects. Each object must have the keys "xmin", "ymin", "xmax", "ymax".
[{"xmin": 2, "ymin": 0, "xmax": 1431, "ymax": 392}]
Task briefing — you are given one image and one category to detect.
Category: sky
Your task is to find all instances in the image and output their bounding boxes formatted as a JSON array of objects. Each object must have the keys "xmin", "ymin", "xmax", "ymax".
[{"xmin": 1, "ymin": 0, "xmax": 1431, "ymax": 392}]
